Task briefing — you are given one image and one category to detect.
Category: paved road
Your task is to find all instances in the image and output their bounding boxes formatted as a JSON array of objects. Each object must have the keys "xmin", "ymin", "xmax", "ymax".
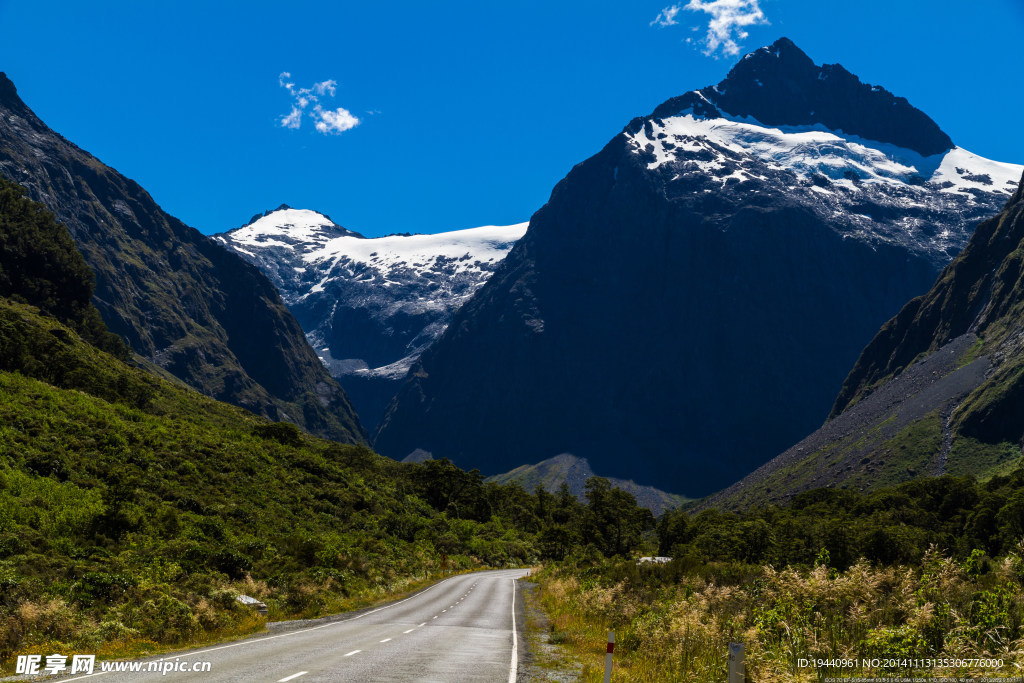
[{"xmin": 62, "ymin": 569, "xmax": 530, "ymax": 683}]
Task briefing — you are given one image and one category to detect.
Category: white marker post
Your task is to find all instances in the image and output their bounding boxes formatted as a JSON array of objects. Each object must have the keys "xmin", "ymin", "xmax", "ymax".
[
  {"xmin": 603, "ymin": 631, "xmax": 614, "ymax": 683},
  {"xmin": 728, "ymin": 642, "xmax": 745, "ymax": 683}
]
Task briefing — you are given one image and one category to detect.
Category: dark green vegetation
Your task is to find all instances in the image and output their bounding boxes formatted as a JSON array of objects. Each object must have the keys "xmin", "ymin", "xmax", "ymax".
[
  {"xmin": 0, "ymin": 177, "xmax": 127, "ymax": 360},
  {"xmin": 0, "ymin": 72, "xmax": 362, "ymax": 443},
  {"xmin": 666, "ymin": 470, "xmax": 1024, "ymax": 567}
]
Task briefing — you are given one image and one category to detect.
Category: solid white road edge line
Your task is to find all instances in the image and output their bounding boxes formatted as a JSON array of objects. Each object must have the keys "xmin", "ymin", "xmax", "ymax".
[{"xmin": 508, "ymin": 578, "xmax": 518, "ymax": 683}]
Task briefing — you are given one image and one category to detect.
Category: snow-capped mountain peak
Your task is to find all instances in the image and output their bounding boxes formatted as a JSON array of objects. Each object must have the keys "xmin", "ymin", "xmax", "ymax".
[
  {"xmin": 213, "ymin": 211, "xmax": 527, "ymax": 430},
  {"xmin": 372, "ymin": 38, "xmax": 1024, "ymax": 494},
  {"xmin": 622, "ymin": 39, "xmax": 1022, "ymax": 267},
  {"xmin": 675, "ymin": 36, "xmax": 953, "ymax": 156},
  {"xmin": 224, "ymin": 206, "xmax": 363, "ymax": 257}
]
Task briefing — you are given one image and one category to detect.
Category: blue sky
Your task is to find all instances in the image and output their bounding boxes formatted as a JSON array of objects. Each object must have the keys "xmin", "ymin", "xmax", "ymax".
[{"xmin": 2, "ymin": 0, "xmax": 1022, "ymax": 237}]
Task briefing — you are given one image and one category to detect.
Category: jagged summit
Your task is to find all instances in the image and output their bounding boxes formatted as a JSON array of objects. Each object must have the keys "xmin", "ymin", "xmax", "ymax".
[
  {"xmin": 0, "ymin": 72, "xmax": 16, "ymax": 101},
  {"xmin": 0, "ymin": 72, "xmax": 39, "ymax": 122},
  {"xmin": 646, "ymin": 37, "xmax": 952, "ymax": 156},
  {"xmin": 621, "ymin": 39, "xmax": 1020, "ymax": 271}
]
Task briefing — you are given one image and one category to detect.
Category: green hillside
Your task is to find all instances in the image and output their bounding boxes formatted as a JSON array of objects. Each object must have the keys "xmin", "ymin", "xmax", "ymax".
[{"xmin": 0, "ymin": 296, "xmax": 531, "ymax": 652}]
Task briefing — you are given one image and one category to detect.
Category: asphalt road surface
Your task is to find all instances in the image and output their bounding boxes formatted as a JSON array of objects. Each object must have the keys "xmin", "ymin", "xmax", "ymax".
[{"xmin": 60, "ymin": 568, "xmax": 530, "ymax": 682}]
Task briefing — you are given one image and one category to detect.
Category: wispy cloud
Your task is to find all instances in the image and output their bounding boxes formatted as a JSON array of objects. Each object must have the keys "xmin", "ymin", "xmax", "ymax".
[
  {"xmin": 650, "ymin": 4, "xmax": 681, "ymax": 26},
  {"xmin": 280, "ymin": 106, "xmax": 303, "ymax": 130},
  {"xmin": 651, "ymin": 0, "xmax": 768, "ymax": 58},
  {"xmin": 684, "ymin": 0, "xmax": 768, "ymax": 57},
  {"xmin": 277, "ymin": 72, "xmax": 360, "ymax": 135}
]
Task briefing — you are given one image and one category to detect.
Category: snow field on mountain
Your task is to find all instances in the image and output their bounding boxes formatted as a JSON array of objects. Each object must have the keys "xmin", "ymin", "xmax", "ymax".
[
  {"xmin": 628, "ymin": 109, "xmax": 1022, "ymax": 197},
  {"xmin": 309, "ymin": 223, "xmax": 528, "ymax": 279}
]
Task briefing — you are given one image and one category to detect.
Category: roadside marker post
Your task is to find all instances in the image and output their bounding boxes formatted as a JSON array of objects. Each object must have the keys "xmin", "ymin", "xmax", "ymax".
[
  {"xmin": 728, "ymin": 642, "xmax": 745, "ymax": 683},
  {"xmin": 603, "ymin": 631, "xmax": 614, "ymax": 683}
]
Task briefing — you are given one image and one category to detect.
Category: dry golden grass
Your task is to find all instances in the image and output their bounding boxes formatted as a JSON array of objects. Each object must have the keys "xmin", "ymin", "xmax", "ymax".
[{"xmin": 535, "ymin": 549, "xmax": 1024, "ymax": 682}]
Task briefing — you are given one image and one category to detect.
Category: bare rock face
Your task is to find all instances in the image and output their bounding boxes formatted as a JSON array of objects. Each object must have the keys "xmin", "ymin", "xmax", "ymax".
[
  {"xmin": 0, "ymin": 73, "xmax": 364, "ymax": 443},
  {"xmin": 374, "ymin": 39, "xmax": 1021, "ymax": 496}
]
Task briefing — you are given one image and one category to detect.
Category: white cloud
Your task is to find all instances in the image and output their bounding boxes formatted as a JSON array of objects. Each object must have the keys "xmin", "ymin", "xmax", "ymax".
[
  {"xmin": 311, "ymin": 80, "xmax": 336, "ymax": 97},
  {"xmin": 277, "ymin": 74, "xmax": 360, "ymax": 135},
  {"xmin": 683, "ymin": 0, "xmax": 768, "ymax": 57},
  {"xmin": 651, "ymin": 5, "xmax": 681, "ymax": 26},
  {"xmin": 280, "ymin": 106, "xmax": 303, "ymax": 129},
  {"xmin": 313, "ymin": 105, "xmax": 360, "ymax": 135}
]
